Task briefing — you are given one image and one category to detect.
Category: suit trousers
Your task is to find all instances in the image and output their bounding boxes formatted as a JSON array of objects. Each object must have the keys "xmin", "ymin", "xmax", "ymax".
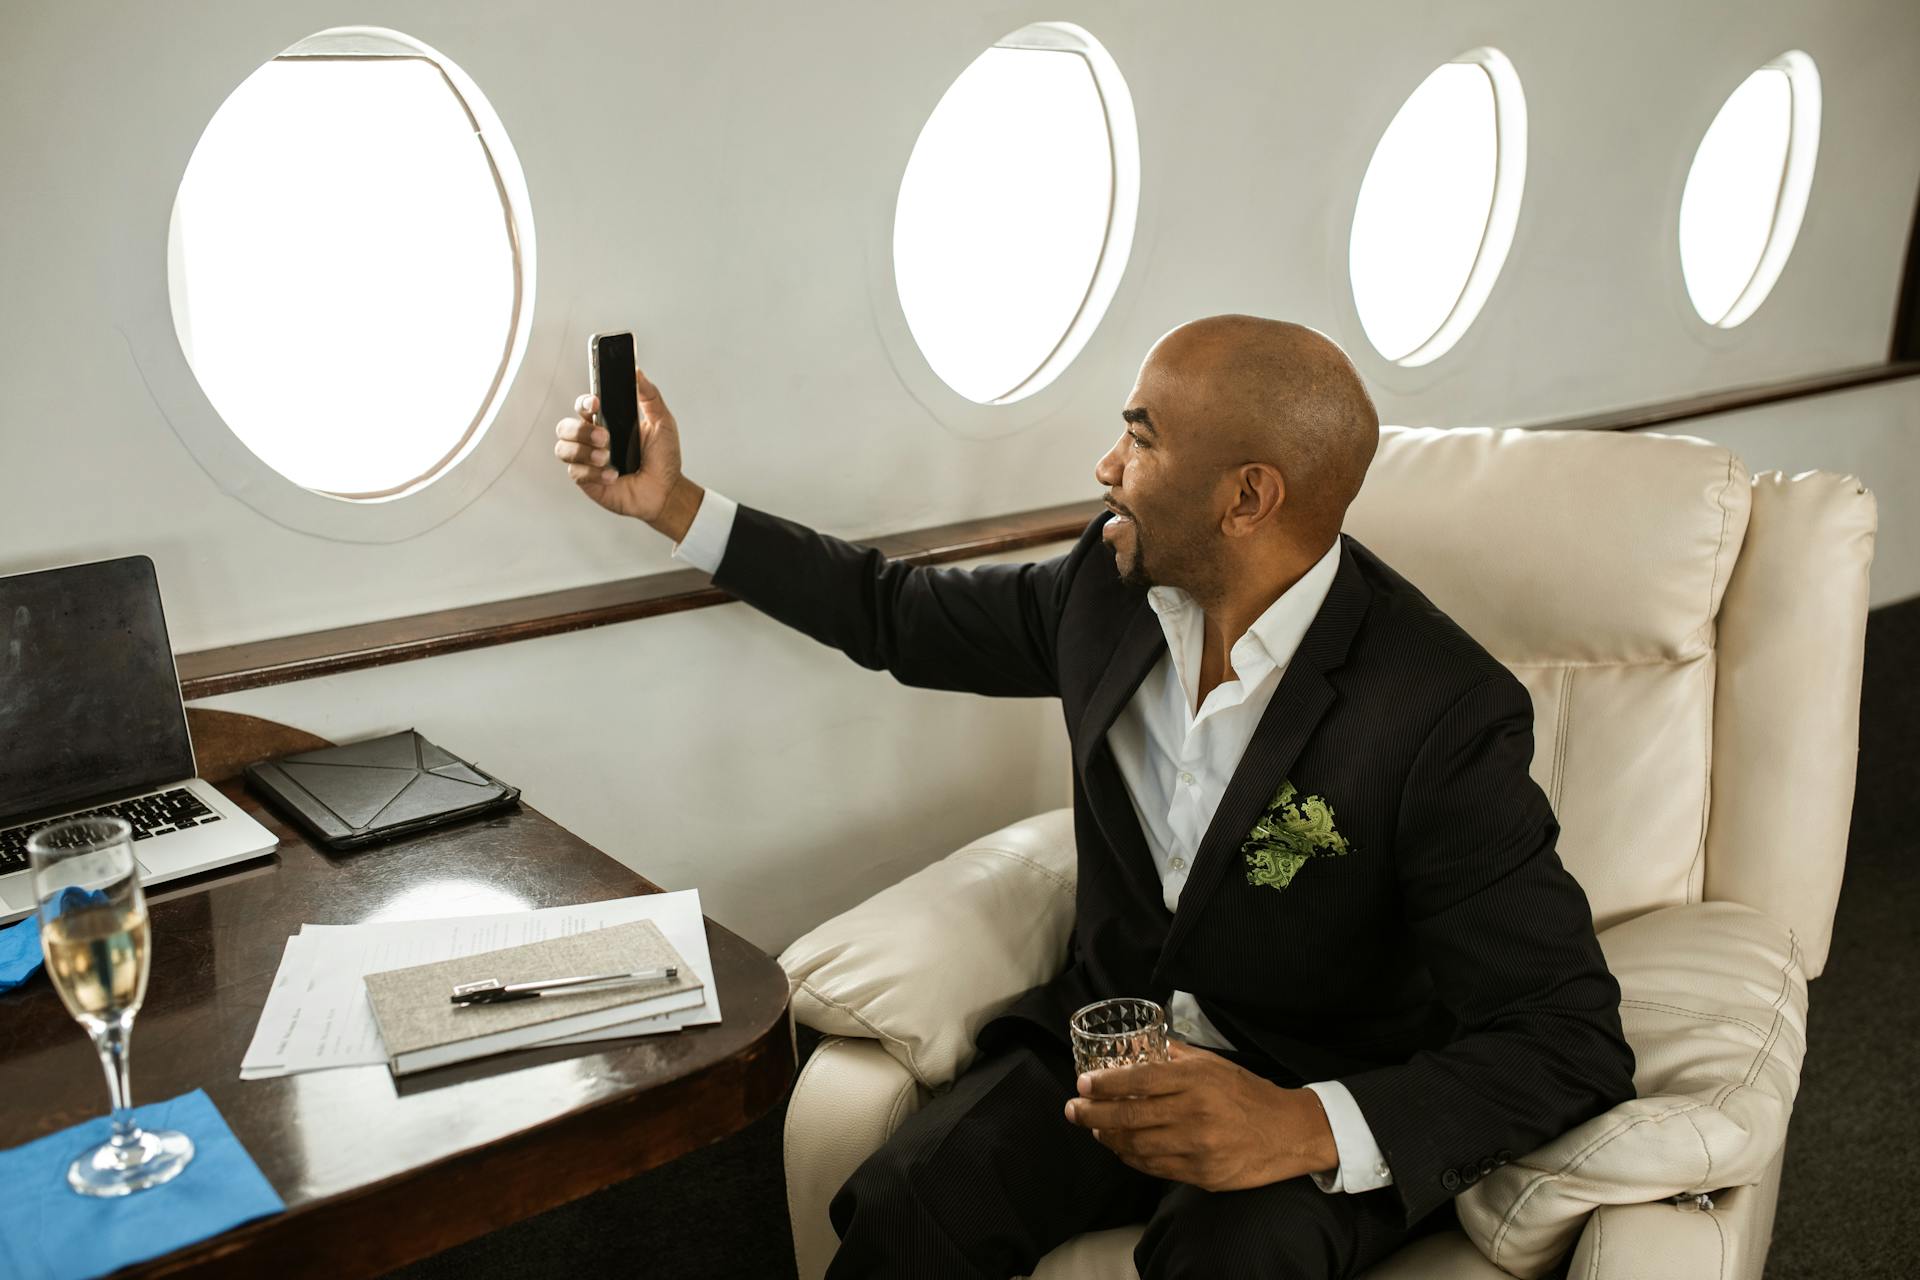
[{"xmin": 825, "ymin": 1027, "xmax": 1458, "ymax": 1279}]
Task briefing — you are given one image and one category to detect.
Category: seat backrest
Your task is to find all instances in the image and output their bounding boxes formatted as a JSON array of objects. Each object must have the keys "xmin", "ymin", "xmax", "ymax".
[{"xmin": 1343, "ymin": 426, "xmax": 1874, "ymax": 977}]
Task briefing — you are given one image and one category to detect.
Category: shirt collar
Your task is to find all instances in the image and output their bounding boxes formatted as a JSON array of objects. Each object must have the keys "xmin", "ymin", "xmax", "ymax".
[{"xmin": 1147, "ymin": 536, "xmax": 1344, "ymax": 686}]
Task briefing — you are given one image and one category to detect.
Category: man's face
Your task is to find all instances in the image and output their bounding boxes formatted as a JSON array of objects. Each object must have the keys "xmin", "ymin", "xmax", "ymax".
[{"xmin": 1092, "ymin": 358, "xmax": 1221, "ymax": 592}]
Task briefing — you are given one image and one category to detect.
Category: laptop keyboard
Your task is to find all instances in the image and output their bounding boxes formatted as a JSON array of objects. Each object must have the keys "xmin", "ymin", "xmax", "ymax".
[{"xmin": 0, "ymin": 788, "xmax": 221, "ymax": 875}]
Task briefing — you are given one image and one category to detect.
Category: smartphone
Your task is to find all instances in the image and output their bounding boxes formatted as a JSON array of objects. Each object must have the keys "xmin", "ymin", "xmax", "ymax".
[{"xmin": 589, "ymin": 330, "xmax": 642, "ymax": 475}]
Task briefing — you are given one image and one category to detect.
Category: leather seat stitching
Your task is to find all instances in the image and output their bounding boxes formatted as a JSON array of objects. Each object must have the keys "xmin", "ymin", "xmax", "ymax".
[
  {"xmin": 964, "ymin": 846, "xmax": 1076, "ymax": 894},
  {"xmin": 796, "ymin": 978, "xmax": 932, "ymax": 1085},
  {"xmin": 1709, "ymin": 1191, "xmax": 1730, "ymax": 1280},
  {"xmin": 1617, "ymin": 999, "xmax": 1769, "ymax": 1039},
  {"xmin": 1681, "ymin": 1104, "xmax": 1715, "ymax": 1184},
  {"xmin": 1689, "ymin": 653, "xmax": 1712, "ymax": 902},
  {"xmin": 1489, "ymin": 1102, "xmax": 1712, "ymax": 1255},
  {"xmin": 1700, "ymin": 452, "xmax": 1739, "ymax": 645},
  {"xmin": 1552, "ymin": 667, "xmax": 1574, "ymax": 814},
  {"xmin": 1681, "ymin": 455, "xmax": 1739, "ymax": 905},
  {"xmin": 1709, "ymin": 936, "xmax": 1799, "ymax": 1109},
  {"xmin": 884, "ymin": 1071, "xmax": 923, "ymax": 1135}
]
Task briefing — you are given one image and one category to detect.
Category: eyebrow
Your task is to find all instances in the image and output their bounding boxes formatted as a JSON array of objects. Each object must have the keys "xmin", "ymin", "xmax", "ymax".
[{"xmin": 1121, "ymin": 407, "xmax": 1159, "ymax": 440}]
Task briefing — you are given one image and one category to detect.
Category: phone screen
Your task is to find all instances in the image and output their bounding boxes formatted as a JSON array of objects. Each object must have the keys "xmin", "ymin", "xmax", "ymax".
[{"xmin": 595, "ymin": 332, "xmax": 642, "ymax": 474}]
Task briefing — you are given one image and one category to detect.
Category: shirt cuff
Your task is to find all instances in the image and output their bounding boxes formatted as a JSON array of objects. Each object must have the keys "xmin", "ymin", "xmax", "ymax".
[
  {"xmin": 1304, "ymin": 1080, "xmax": 1393, "ymax": 1194},
  {"xmin": 670, "ymin": 489, "xmax": 737, "ymax": 575}
]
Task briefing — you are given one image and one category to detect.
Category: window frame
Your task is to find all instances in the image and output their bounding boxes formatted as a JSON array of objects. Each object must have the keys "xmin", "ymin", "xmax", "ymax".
[
  {"xmin": 1677, "ymin": 50, "xmax": 1823, "ymax": 331},
  {"xmin": 132, "ymin": 24, "xmax": 549, "ymax": 544},
  {"xmin": 170, "ymin": 32, "xmax": 527, "ymax": 501},
  {"xmin": 1345, "ymin": 46, "xmax": 1529, "ymax": 371},
  {"xmin": 870, "ymin": 20, "xmax": 1145, "ymax": 438}
]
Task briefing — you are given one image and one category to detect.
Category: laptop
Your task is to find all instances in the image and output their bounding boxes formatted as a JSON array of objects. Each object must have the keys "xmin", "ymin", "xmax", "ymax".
[{"xmin": 0, "ymin": 555, "xmax": 278, "ymax": 925}]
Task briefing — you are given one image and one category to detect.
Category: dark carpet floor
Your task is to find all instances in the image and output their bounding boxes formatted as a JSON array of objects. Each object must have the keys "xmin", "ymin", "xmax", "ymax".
[
  {"xmin": 1762, "ymin": 594, "xmax": 1920, "ymax": 1279},
  {"xmin": 392, "ymin": 596, "xmax": 1920, "ymax": 1280}
]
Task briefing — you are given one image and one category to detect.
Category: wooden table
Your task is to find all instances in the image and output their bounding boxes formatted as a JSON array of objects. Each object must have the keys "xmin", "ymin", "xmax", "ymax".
[{"xmin": 0, "ymin": 712, "xmax": 796, "ymax": 1277}]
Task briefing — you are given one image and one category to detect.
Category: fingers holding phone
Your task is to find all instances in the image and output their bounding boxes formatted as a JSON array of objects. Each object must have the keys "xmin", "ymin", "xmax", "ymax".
[
  {"xmin": 553, "ymin": 336, "xmax": 684, "ymax": 527},
  {"xmin": 627, "ymin": 362, "xmax": 683, "ymax": 497}
]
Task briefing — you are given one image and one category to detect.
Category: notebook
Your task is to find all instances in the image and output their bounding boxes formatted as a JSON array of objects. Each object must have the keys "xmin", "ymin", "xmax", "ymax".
[
  {"xmin": 363, "ymin": 918, "xmax": 706, "ymax": 1075},
  {"xmin": 244, "ymin": 729, "xmax": 520, "ymax": 851}
]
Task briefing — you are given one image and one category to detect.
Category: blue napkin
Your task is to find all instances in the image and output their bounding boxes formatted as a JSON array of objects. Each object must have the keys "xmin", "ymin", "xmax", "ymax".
[
  {"xmin": 0, "ymin": 1089, "xmax": 284, "ymax": 1280},
  {"xmin": 2, "ymin": 890, "xmax": 116, "ymax": 994},
  {"xmin": 0, "ymin": 914, "xmax": 45, "ymax": 993}
]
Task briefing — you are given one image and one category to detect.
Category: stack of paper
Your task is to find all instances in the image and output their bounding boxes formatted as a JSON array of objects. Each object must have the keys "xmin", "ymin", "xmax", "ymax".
[{"xmin": 240, "ymin": 889, "xmax": 720, "ymax": 1080}]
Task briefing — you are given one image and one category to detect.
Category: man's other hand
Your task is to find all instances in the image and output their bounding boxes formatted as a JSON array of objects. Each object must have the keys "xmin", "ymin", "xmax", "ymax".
[
  {"xmin": 553, "ymin": 367, "xmax": 703, "ymax": 541},
  {"xmin": 1063, "ymin": 1041, "xmax": 1339, "ymax": 1192}
]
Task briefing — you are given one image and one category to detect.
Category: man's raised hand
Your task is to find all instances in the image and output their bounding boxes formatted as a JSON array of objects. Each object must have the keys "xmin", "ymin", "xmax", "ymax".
[{"xmin": 553, "ymin": 367, "xmax": 703, "ymax": 541}]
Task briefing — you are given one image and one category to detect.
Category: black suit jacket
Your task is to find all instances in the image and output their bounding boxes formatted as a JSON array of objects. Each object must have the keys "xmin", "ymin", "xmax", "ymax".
[{"xmin": 713, "ymin": 503, "xmax": 1636, "ymax": 1228}]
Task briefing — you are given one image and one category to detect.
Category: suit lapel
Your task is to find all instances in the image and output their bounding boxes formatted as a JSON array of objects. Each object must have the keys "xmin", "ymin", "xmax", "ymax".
[
  {"xmin": 1074, "ymin": 600, "xmax": 1165, "ymax": 776},
  {"xmin": 1153, "ymin": 536, "xmax": 1374, "ymax": 974},
  {"xmin": 1075, "ymin": 599, "xmax": 1172, "ymax": 912}
]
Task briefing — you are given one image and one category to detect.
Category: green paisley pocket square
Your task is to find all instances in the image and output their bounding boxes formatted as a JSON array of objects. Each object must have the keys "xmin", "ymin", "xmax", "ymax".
[{"xmin": 1242, "ymin": 778, "xmax": 1352, "ymax": 891}]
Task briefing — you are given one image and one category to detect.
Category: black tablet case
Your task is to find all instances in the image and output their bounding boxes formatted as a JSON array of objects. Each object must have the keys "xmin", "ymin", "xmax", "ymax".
[{"xmin": 244, "ymin": 729, "xmax": 520, "ymax": 851}]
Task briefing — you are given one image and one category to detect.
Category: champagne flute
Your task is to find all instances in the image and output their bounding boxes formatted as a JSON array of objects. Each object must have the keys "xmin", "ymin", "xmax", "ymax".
[{"xmin": 29, "ymin": 816, "xmax": 194, "ymax": 1196}]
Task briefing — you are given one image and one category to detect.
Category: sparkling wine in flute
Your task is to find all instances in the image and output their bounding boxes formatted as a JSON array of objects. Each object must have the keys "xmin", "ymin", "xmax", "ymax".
[
  {"xmin": 44, "ymin": 900, "xmax": 151, "ymax": 1025},
  {"xmin": 29, "ymin": 816, "xmax": 193, "ymax": 1196}
]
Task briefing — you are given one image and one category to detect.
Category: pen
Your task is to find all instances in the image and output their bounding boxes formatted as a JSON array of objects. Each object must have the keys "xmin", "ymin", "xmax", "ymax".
[{"xmin": 450, "ymin": 966, "xmax": 680, "ymax": 1005}]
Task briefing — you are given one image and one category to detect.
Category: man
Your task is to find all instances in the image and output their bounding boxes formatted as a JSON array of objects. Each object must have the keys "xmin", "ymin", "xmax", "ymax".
[{"xmin": 554, "ymin": 316, "xmax": 1636, "ymax": 1279}]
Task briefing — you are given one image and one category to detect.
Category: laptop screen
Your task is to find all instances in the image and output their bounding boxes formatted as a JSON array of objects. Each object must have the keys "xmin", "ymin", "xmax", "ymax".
[{"xmin": 0, "ymin": 556, "xmax": 196, "ymax": 823}]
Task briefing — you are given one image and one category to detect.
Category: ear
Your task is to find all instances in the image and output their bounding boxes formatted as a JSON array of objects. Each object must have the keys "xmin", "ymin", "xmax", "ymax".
[{"xmin": 1221, "ymin": 463, "xmax": 1285, "ymax": 537}]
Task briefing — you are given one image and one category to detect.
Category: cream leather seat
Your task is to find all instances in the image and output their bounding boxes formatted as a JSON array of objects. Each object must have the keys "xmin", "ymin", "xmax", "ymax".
[{"xmin": 778, "ymin": 425, "xmax": 1877, "ymax": 1279}]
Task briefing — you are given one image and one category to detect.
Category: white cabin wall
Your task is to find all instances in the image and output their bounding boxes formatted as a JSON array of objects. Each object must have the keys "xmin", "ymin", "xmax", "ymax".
[
  {"xmin": 1641, "ymin": 379, "xmax": 1920, "ymax": 609},
  {"xmin": 195, "ymin": 545, "xmax": 1078, "ymax": 953},
  {"xmin": 3, "ymin": 1, "xmax": 1917, "ymax": 948}
]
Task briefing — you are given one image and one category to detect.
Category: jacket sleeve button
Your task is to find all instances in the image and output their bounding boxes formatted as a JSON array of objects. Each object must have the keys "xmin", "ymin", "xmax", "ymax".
[
  {"xmin": 1441, "ymin": 1169, "xmax": 1461, "ymax": 1191},
  {"xmin": 1497, "ymin": 1149, "xmax": 1513, "ymax": 1162},
  {"xmin": 1478, "ymin": 1157, "xmax": 1497, "ymax": 1175}
]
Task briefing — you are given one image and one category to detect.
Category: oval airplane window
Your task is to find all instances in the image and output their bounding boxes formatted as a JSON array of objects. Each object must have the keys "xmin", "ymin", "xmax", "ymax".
[
  {"xmin": 1678, "ymin": 52, "xmax": 1820, "ymax": 329},
  {"xmin": 1349, "ymin": 49, "xmax": 1527, "ymax": 367},
  {"xmin": 892, "ymin": 22, "xmax": 1139, "ymax": 405},
  {"xmin": 168, "ymin": 28, "xmax": 528, "ymax": 499}
]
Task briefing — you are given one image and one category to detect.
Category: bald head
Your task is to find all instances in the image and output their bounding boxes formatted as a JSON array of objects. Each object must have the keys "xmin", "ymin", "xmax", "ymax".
[{"xmin": 1142, "ymin": 315, "xmax": 1379, "ymax": 547}]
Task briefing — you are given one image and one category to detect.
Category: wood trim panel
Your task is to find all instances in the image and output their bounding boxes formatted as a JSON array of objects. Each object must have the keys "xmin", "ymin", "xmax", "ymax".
[
  {"xmin": 178, "ymin": 499, "xmax": 1101, "ymax": 701},
  {"xmin": 1536, "ymin": 361, "xmax": 1920, "ymax": 434},
  {"xmin": 179, "ymin": 361, "xmax": 1920, "ymax": 700}
]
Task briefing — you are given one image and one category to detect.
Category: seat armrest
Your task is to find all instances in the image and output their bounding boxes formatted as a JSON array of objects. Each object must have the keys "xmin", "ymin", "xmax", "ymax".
[
  {"xmin": 1455, "ymin": 902, "xmax": 1807, "ymax": 1277},
  {"xmin": 778, "ymin": 809, "xmax": 1076, "ymax": 1088},
  {"xmin": 1565, "ymin": 1143, "xmax": 1787, "ymax": 1280},
  {"xmin": 785, "ymin": 1037, "xmax": 929, "ymax": 1280}
]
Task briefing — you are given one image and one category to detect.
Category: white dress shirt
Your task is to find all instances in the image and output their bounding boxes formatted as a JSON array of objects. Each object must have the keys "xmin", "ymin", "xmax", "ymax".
[{"xmin": 673, "ymin": 492, "xmax": 1390, "ymax": 1194}]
